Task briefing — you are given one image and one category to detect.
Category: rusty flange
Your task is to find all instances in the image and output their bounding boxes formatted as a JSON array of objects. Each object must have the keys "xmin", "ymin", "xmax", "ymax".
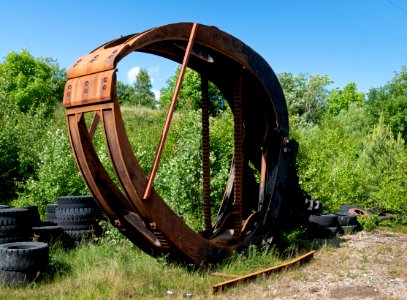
[{"xmin": 64, "ymin": 22, "xmax": 293, "ymax": 266}]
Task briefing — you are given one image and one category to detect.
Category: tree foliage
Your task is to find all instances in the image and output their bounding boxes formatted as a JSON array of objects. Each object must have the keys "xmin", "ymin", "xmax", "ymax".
[
  {"xmin": 117, "ymin": 81, "xmax": 136, "ymax": 105},
  {"xmin": 160, "ymin": 67, "xmax": 226, "ymax": 116},
  {"xmin": 1, "ymin": 48, "xmax": 405, "ymax": 223},
  {"xmin": 0, "ymin": 50, "xmax": 66, "ymax": 204},
  {"xmin": 294, "ymin": 106, "xmax": 406, "ymax": 213},
  {"xmin": 133, "ymin": 68, "xmax": 156, "ymax": 108},
  {"xmin": 117, "ymin": 68, "xmax": 156, "ymax": 108},
  {"xmin": 278, "ymin": 72, "xmax": 332, "ymax": 126},
  {"xmin": 367, "ymin": 66, "xmax": 407, "ymax": 140},
  {"xmin": 0, "ymin": 50, "xmax": 65, "ymax": 115},
  {"xmin": 326, "ymin": 82, "xmax": 365, "ymax": 115}
]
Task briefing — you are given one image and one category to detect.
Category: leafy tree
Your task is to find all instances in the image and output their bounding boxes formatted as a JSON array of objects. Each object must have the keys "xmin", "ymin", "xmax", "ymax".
[
  {"xmin": 133, "ymin": 68, "xmax": 156, "ymax": 108},
  {"xmin": 367, "ymin": 66, "xmax": 407, "ymax": 140},
  {"xmin": 0, "ymin": 129, "xmax": 20, "ymax": 202},
  {"xmin": 116, "ymin": 81, "xmax": 136, "ymax": 105},
  {"xmin": 160, "ymin": 67, "xmax": 226, "ymax": 116},
  {"xmin": 0, "ymin": 50, "xmax": 66, "ymax": 115},
  {"xmin": 278, "ymin": 72, "xmax": 332, "ymax": 126},
  {"xmin": 294, "ymin": 106, "xmax": 406, "ymax": 213},
  {"xmin": 356, "ymin": 116, "xmax": 406, "ymax": 212},
  {"xmin": 326, "ymin": 82, "xmax": 365, "ymax": 115},
  {"xmin": 0, "ymin": 50, "xmax": 66, "ymax": 203}
]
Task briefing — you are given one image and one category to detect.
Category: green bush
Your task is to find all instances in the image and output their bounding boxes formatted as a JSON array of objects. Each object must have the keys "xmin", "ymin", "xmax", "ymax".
[
  {"xmin": 294, "ymin": 106, "xmax": 406, "ymax": 213},
  {"xmin": 0, "ymin": 127, "xmax": 20, "ymax": 202},
  {"xmin": 13, "ymin": 109, "xmax": 88, "ymax": 216}
]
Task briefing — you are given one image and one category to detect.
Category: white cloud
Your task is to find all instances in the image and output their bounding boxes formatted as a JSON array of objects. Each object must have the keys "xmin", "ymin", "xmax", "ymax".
[
  {"xmin": 152, "ymin": 89, "xmax": 160, "ymax": 100},
  {"xmin": 127, "ymin": 65, "xmax": 161, "ymax": 94},
  {"xmin": 148, "ymin": 64, "xmax": 160, "ymax": 84},
  {"xmin": 127, "ymin": 66, "xmax": 140, "ymax": 84},
  {"xmin": 150, "ymin": 64, "xmax": 160, "ymax": 74}
]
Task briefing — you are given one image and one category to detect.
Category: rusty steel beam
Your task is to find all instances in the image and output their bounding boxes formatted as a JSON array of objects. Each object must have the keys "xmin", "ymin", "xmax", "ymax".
[
  {"xmin": 201, "ymin": 73, "xmax": 212, "ymax": 234},
  {"xmin": 143, "ymin": 23, "xmax": 198, "ymax": 201},
  {"xmin": 62, "ymin": 22, "xmax": 310, "ymax": 266},
  {"xmin": 212, "ymin": 250, "xmax": 316, "ymax": 294}
]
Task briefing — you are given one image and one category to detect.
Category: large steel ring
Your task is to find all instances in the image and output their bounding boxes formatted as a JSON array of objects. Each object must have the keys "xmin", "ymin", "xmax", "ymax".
[{"xmin": 63, "ymin": 22, "xmax": 289, "ymax": 266}]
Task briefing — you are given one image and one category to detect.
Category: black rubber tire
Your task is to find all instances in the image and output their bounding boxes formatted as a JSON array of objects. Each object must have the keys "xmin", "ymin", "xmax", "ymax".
[
  {"xmin": 59, "ymin": 224, "xmax": 99, "ymax": 231},
  {"xmin": 0, "ymin": 225, "xmax": 23, "ymax": 237},
  {"xmin": 22, "ymin": 206, "xmax": 41, "ymax": 227},
  {"xmin": 0, "ymin": 242, "xmax": 49, "ymax": 271},
  {"xmin": 46, "ymin": 204, "xmax": 58, "ymax": 213},
  {"xmin": 335, "ymin": 213, "xmax": 358, "ymax": 226},
  {"xmin": 341, "ymin": 225, "xmax": 358, "ymax": 235},
  {"xmin": 40, "ymin": 220, "xmax": 57, "ymax": 226},
  {"xmin": 0, "ymin": 208, "xmax": 29, "ymax": 226},
  {"xmin": 56, "ymin": 218, "xmax": 97, "ymax": 226},
  {"xmin": 0, "ymin": 237, "xmax": 26, "ymax": 245},
  {"xmin": 56, "ymin": 195, "xmax": 96, "ymax": 208},
  {"xmin": 0, "ymin": 269, "xmax": 36, "ymax": 287},
  {"xmin": 308, "ymin": 224, "xmax": 340, "ymax": 239},
  {"xmin": 31, "ymin": 226, "xmax": 63, "ymax": 235},
  {"xmin": 65, "ymin": 229, "xmax": 97, "ymax": 242},
  {"xmin": 309, "ymin": 213, "xmax": 339, "ymax": 227},
  {"xmin": 31, "ymin": 226, "xmax": 65, "ymax": 244},
  {"xmin": 46, "ymin": 212, "xmax": 56, "ymax": 221},
  {"xmin": 55, "ymin": 207, "xmax": 100, "ymax": 220}
]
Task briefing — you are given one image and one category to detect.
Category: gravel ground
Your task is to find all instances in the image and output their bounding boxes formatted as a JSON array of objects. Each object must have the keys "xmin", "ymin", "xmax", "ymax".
[{"xmin": 220, "ymin": 229, "xmax": 407, "ymax": 300}]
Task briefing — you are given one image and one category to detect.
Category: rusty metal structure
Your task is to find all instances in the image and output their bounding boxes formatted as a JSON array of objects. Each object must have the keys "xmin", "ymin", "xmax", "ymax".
[{"xmin": 63, "ymin": 22, "xmax": 313, "ymax": 266}]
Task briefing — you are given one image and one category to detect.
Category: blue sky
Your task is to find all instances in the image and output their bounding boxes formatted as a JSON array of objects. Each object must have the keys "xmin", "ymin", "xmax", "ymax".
[{"xmin": 0, "ymin": 0, "xmax": 406, "ymax": 96}]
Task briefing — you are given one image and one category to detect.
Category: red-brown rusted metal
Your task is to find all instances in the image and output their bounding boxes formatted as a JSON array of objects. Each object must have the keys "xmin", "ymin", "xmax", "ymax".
[
  {"xmin": 232, "ymin": 69, "xmax": 244, "ymax": 239},
  {"xmin": 212, "ymin": 250, "xmax": 316, "ymax": 294},
  {"xmin": 63, "ymin": 22, "xmax": 312, "ymax": 266},
  {"xmin": 201, "ymin": 73, "xmax": 212, "ymax": 233},
  {"xmin": 143, "ymin": 23, "xmax": 198, "ymax": 201}
]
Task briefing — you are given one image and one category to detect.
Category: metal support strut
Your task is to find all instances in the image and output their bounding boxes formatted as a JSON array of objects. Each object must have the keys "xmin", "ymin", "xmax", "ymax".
[
  {"xmin": 143, "ymin": 23, "xmax": 198, "ymax": 201},
  {"xmin": 201, "ymin": 73, "xmax": 212, "ymax": 233},
  {"xmin": 232, "ymin": 69, "xmax": 244, "ymax": 238}
]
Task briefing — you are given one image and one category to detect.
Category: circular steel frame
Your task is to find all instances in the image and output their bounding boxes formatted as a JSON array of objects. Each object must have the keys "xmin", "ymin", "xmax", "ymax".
[{"xmin": 63, "ymin": 22, "xmax": 290, "ymax": 266}]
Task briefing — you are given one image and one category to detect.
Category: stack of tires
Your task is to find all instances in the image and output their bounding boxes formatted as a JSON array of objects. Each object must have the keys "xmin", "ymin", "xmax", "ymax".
[
  {"xmin": 308, "ymin": 212, "xmax": 359, "ymax": 239},
  {"xmin": 54, "ymin": 196, "xmax": 103, "ymax": 245},
  {"xmin": 0, "ymin": 242, "xmax": 49, "ymax": 287},
  {"xmin": 335, "ymin": 212, "xmax": 359, "ymax": 234},
  {"xmin": 0, "ymin": 208, "xmax": 32, "ymax": 245},
  {"xmin": 45, "ymin": 203, "xmax": 58, "ymax": 223},
  {"xmin": 31, "ymin": 223, "xmax": 66, "ymax": 246}
]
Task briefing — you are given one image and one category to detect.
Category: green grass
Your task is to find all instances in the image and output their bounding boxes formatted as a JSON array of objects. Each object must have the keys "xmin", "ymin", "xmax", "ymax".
[
  {"xmin": 0, "ymin": 237, "xmax": 305, "ymax": 299},
  {"xmin": 2, "ymin": 220, "xmax": 405, "ymax": 299}
]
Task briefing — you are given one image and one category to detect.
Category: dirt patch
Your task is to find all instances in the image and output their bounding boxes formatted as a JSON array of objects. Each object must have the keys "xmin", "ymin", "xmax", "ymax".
[
  {"xmin": 329, "ymin": 285, "xmax": 380, "ymax": 299},
  {"xmin": 218, "ymin": 229, "xmax": 407, "ymax": 300}
]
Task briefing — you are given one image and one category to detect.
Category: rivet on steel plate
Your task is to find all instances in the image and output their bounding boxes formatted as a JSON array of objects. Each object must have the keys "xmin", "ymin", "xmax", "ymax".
[
  {"xmin": 85, "ymin": 81, "xmax": 89, "ymax": 86},
  {"xmin": 84, "ymin": 88, "xmax": 88, "ymax": 94},
  {"xmin": 102, "ymin": 85, "xmax": 107, "ymax": 90},
  {"xmin": 103, "ymin": 77, "xmax": 108, "ymax": 82},
  {"xmin": 73, "ymin": 59, "xmax": 82, "ymax": 67}
]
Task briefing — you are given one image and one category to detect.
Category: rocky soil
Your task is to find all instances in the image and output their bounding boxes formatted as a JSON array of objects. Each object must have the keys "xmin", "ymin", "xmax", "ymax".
[{"xmin": 220, "ymin": 229, "xmax": 407, "ymax": 300}]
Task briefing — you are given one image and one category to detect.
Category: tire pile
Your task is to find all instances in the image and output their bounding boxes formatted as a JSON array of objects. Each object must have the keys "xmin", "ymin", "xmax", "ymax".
[
  {"xmin": 0, "ymin": 195, "xmax": 104, "ymax": 287},
  {"xmin": 308, "ymin": 207, "xmax": 360, "ymax": 239},
  {"xmin": 53, "ymin": 196, "xmax": 103, "ymax": 245},
  {"xmin": 0, "ymin": 242, "xmax": 49, "ymax": 287},
  {"xmin": 0, "ymin": 208, "xmax": 32, "ymax": 244}
]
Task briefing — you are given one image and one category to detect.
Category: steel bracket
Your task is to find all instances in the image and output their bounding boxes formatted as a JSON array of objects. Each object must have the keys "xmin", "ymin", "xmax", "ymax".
[{"xmin": 63, "ymin": 69, "xmax": 116, "ymax": 108}]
